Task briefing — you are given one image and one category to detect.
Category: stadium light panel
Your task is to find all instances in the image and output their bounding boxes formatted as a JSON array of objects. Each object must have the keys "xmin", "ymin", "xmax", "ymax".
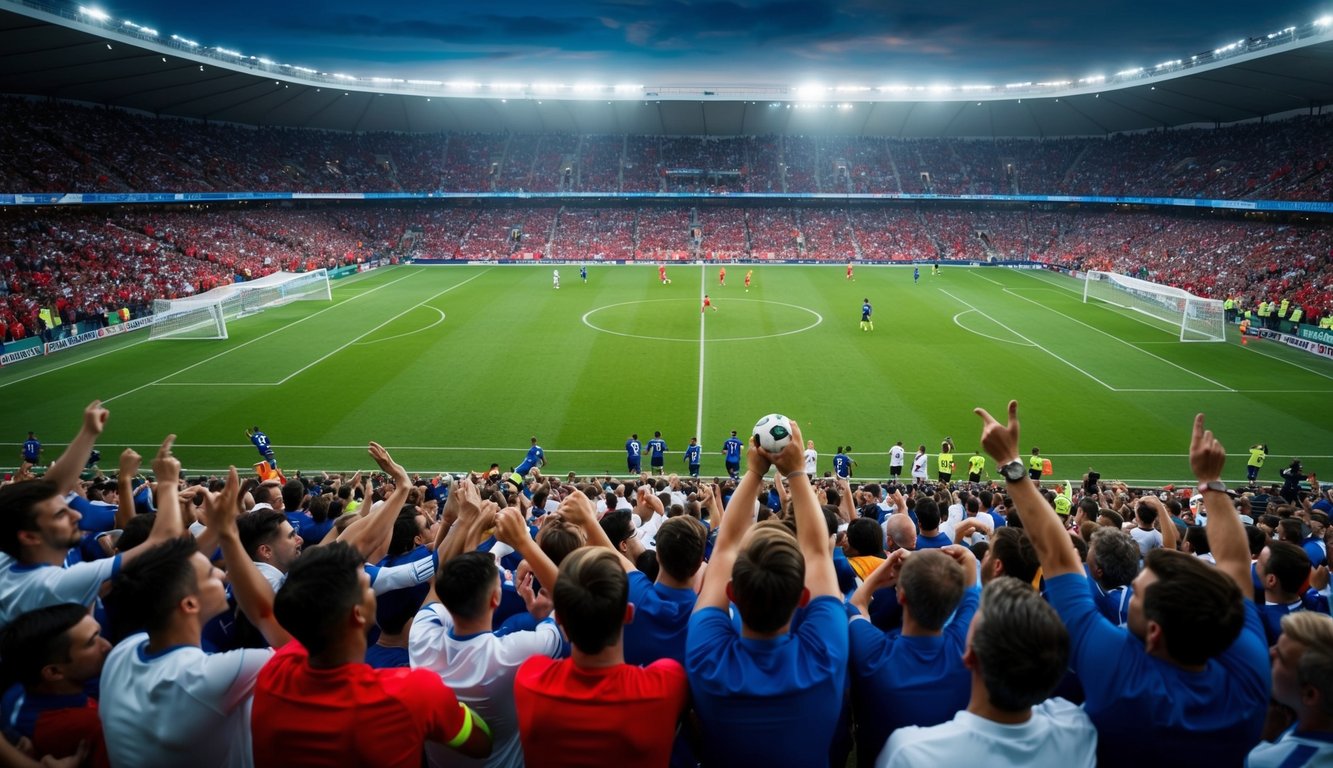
[
  {"xmin": 78, "ymin": 6, "xmax": 109, "ymax": 21},
  {"xmin": 258, "ymin": 58, "xmax": 275, "ymax": 66},
  {"xmin": 572, "ymin": 83, "xmax": 603, "ymax": 94},
  {"xmin": 1316, "ymin": 15, "xmax": 1332, "ymax": 26},
  {"xmin": 408, "ymin": 79, "xmax": 443, "ymax": 86},
  {"xmin": 215, "ymin": 47, "xmax": 241, "ymax": 58},
  {"xmin": 446, "ymin": 81, "xmax": 480, "ymax": 90},
  {"xmin": 613, "ymin": 84, "xmax": 642, "ymax": 93}
]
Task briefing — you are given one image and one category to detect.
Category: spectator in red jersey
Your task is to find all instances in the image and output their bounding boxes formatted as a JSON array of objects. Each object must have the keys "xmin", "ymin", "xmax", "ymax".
[{"xmin": 514, "ymin": 509, "xmax": 689, "ymax": 768}]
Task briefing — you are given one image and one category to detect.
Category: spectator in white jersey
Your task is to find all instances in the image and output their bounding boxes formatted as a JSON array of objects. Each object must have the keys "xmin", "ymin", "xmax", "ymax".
[{"xmin": 1249, "ymin": 611, "xmax": 1333, "ymax": 766}]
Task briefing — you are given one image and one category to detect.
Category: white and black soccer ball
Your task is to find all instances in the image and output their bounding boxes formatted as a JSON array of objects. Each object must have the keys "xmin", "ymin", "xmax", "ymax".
[{"xmin": 753, "ymin": 414, "xmax": 793, "ymax": 453}]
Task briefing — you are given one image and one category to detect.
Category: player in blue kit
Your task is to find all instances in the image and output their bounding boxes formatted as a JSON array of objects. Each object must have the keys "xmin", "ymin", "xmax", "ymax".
[
  {"xmin": 647, "ymin": 432, "xmax": 668, "ymax": 475},
  {"xmin": 580, "ymin": 265, "xmax": 587, "ymax": 284},
  {"xmin": 626, "ymin": 434, "xmax": 642, "ymax": 474},
  {"xmin": 515, "ymin": 436, "xmax": 546, "ymax": 477},
  {"xmin": 20, "ymin": 431, "xmax": 41, "ymax": 474},
  {"xmin": 722, "ymin": 431, "xmax": 743, "ymax": 479},
  {"xmin": 684, "ymin": 438, "xmax": 702, "ymax": 478},
  {"xmin": 834, "ymin": 446, "xmax": 855, "ymax": 478},
  {"xmin": 247, "ymin": 427, "xmax": 277, "ymax": 469},
  {"xmin": 914, "ymin": 266, "xmax": 920, "ymax": 284},
  {"xmin": 860, "ymin": 299, "xmax": 873, "ymax": 331}
]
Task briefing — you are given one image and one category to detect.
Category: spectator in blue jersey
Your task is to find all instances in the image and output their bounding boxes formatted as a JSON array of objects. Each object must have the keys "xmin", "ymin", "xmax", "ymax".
[
  {"xmin": 721, "ymin": 431, "xmax": 743, "ymax": 479},
  {"xmin": 647, "ymin": 432, "xmax": 668, "ymax": 476},
  {"xmin": 686, "ymin": 419, "xmax": 849, "ymax": 766},
  {"xmin": 0, "ymin": 603, "xmax": 113, "ymax": 767},
  {"xmin": 847, "ymin": 545, "xmax": 979, "ymax": 767},
  {"xmin": 914, "ymin": 499, "xmax": 951, "ymax": 549},
  {"xmin": 1257, "ymin": 540, "xmax": 1314, "ymax": 646},
  {"xmin": 247, "ymin": 427, "xmax": 277, "ymax": 469},
  {"xmin": 1085, "ymin": 528, "xmax": 1139, "ymax": 627},
  {"xmin": 625, "ymin": 434, "xmax": 642, "ymax": 474},
  {"xmin": 684, "ymin": 438, "xmax": 702, "ymax": 478},
  {"xmin": 974, "ymin": 402, "xmax": 1269, "ymax": 764},
  {"xmin": 564, "ymin": 492, "xmax": 708, "ymax": 666},
  {"xmin": 1303, "ymin": 511, "xmax": 1328, "ymax": 568},
  {"xmin": 834, "ymin": 447, "xmax": 853, "ymax": 478},
  {"xmin": 1249, "ymin": 611, "xmax": 1333, "ymax": 767},
  {"xmin": 20, "ymin": 430, "xmax": 41, "ymax": 474},
  {"xmin": 515, "ymin": 437, "xmax": 546, "ymax": 478},
  {"xmin": 879, "ymin": 577, "xmax": 1096, "ymax": 766}
]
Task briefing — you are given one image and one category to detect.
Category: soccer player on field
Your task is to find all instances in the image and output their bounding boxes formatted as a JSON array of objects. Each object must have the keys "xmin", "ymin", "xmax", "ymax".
[
  {"xmin": 553, "ymin": 269, "xmax": 560, "ymax": 289},
  {"xmin": 516, "ymin": 437, "xmax": 546, "ymax": 477},
  {"xmin": 580, "ymin": 265, "xmax": 587, "ymax": 284},
  {"xmin": 744, "ymin": 269, "xmax": 753, "ymax": 291},
  {"xmin": 626, "ymin": 434, "xmax": 642, "ymax": 474},
  {"xmin": 685, "ymin": 438, "xmax": 702, "ymax": 478},
  {"xmin": 719, "ymin": 266, "xmax": 726, "ymax": 286},
  {"xmin": 702, "ymin": 295, "xmax": 717, "ymax": 313},
  {"xmin": 248, "ymin": 427, "xmax": 277, "ymax": 469},
  {"xmin": 860, "ymin": 299, "xmax": 874, "ymax": 331},
  {"xmin": 659, "ymin": 265, "xmax": 668, "ymax": 285},
  {"xmin": 847, "ymin": 261, "xmax": 854, "ymax": 280},
  {"xmin": 722, "ymin": 431, "xmax": 743, "ymax": 479},
  {"xmin": 647, "ymin": 432, "xmax": 668, "ymax": 476},
  {"xmin": 20, "ymin": 430, "xmax": 40, "ymax": 474},
  {"xmin": 914, "ymin": 266, "xmax": 920, "ymax": 284}
]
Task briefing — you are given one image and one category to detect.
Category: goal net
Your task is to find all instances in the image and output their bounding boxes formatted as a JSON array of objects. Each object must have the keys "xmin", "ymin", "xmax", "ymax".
[
  {"xmin": 1082, "ymin": 271, "xmax": 1225, "ymax": 342},
  {"xmin": 149, "ymin": 270, "xmax": 332, "ymax": 341}
]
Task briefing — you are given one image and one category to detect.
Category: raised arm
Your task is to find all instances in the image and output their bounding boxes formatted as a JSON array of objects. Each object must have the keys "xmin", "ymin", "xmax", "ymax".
[
  {"xmin": 1142, "ymin": 495, "xmax": 1177, "ymax": 552},
  {"xmin": 695, "ymin": 440, "xmax": 770, "ymax": 612},
  {"xmin": 849, "ymin": 548, "xmax": 907, "ymax": 618},
  {"xmin": 835, "ymin": 476, "xmax": 855, "ymax": 523},
  {"xmin": 115, "ymin": 448, "xmax": 140, "ymax": 530},
  {"xmin": 775, "ymin": 422, "xmax": 839, "ymax": 599},
  {"xmin": 1191, "ymin": 414, "xmax": 1250, "ymax": 595},
  {"xmin": 338, "ymin": 443, "xmax": 410, "ymax": 561},
  {"xmin": 45, "ymin": 401, "xmax": 109, "ymax": 495},
  {"xmin": 119, "ymin": 436, "xmax": 187, "ymax": 565},
  {"xmin": 212, "ymin": 466, "xmax": 293, "ymax": 648},
  {"xmin": 975, "ymin": 401, "xmax": 1082, "ymax": 577},
  {"xmin": 494, "ymin": 506, "xmax": 560, "ymax": 591}
]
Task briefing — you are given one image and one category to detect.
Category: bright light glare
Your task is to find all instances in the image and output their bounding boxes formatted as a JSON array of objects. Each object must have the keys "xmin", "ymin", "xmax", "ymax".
[
  {"xmin": 78, "ymin": 6, "xmax": 109, "ymax": 21},
  {"xmin": 1316, "ymin": 15, "xmax": 1332, "ymax": 26},
  {"xmin": 613, "ymin": 83, "xmax": 642, "ymax": 93}
]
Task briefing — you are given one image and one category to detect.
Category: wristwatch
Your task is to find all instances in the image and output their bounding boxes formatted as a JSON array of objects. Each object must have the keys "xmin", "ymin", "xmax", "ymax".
[
  {"xmin": 1197, "ymin": 480, "xmax": 1227, "ymax": 494},
  {"xmin": 998, "ymin": 459, "xmax": 1026, "ymax": 482}
]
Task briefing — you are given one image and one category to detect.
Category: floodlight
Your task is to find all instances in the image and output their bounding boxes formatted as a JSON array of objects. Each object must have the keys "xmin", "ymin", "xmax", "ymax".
[
  {"xmin": 490, "ymin": 82, "xmax": 523, "ymax": 91},
  {"xmin": 78, "ymin": 6, "xmax": 110, "ymax": 21},
  {"xmin": 258, "ymin": 58, "xmax": 275, "ymax": 66},
  {"xmin": 1316, "ymin": 15, "xmax": 1332, "ymax": 26},
  {"xmin": 140, "ymin": 27, "xmax": 157, "ymax": 36},
  {"xmin": 1004, "ymin": 82, "xmax": 1031, "ymax": 88},
  {"xmin": 572, "ymin": 83, "xmax": 603, "ymax": 94},
  {"xmin": 446, "ymin": 81, "xmax": 480, "ymax": 90},
  {"xmin": 532, "ymin": 82, "xmax": 559, "ymax": 93},
  {"xmin": 408, "ymin": 79, "xmax": 443, "ymax": 86},
  {"xmin": 834, "ymin": 85, "xmax": 870, "ymax": 92},
  {"xmin": 215, "ymin": 47, "xmax": 241, "ymax": 58},
  {"xmin": 614, "ymin": 83, "xmax": 642, "ymax": 93}
]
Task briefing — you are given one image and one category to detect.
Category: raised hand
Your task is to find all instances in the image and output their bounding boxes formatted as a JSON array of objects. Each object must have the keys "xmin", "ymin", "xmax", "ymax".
[
  {"xmin": 151, "ymin": 434, "xmax": 180, "ymax": 484},
  {"xmin": 118, "ymin": 447, "xmax": 142, "ymax": 479},
  {"xmin": 83, "ymin": 400, "xmax": 109, "ymax": 435},
  {"xmin": 939, "ymin": 544, "xmax": 978, "ymax": 588},
  {"xmin": 205, "ymin": 466, "xmax": 243, "ymax": 531},
  {"xmin": 764, "ymin": 419, "xmax": 806, "ymax": 476},
  {"xmin": 558, "ymin": 489, "xmax": 598, "ymax": 527},
  {"xmin": 368, "ymin": 442, "xmax": 408, "ymax": 484},
  {"xmin": 494, "ymin": 507, "xmax": 532, "ymax": 548},
  {"xmin": 973, "ymin": 400, "xmax": 1021, "ymax": 464},
  {"xmin": 516, "ymin": 571, "xmax": 553, "ymax": 621},
  {"xmin": 1189, "ymin": 413, "xmax": 1226, "ymax": 483}
]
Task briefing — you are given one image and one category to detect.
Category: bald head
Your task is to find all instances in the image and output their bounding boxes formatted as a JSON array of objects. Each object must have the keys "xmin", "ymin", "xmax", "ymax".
[{"xmin": 884, "ymin": 515, "xmax": 917, "ymax": 552}]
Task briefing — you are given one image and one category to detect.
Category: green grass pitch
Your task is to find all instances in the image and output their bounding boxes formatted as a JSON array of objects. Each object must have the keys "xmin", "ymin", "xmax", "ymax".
[{"xmin": 5, "ymin": 263, "xmax": 1332, "ymax": 485}]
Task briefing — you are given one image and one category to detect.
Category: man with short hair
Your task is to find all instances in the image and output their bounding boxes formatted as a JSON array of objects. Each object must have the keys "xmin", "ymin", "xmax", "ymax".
[
  {"xmin": 975, "ymin": 402, "xmax": 1269, "ymax": 763},
  {"xmin": 1248, "ymin": 611, "xmax": 1333, "ymax": 766},
  {"xmin": 721, "ymin": 431, "xmax": 743, "ymax": 479},
  {"xmin": 647, "ymin": 432, "xmax": 668, "ymax": 476},
  {"xmin": 1086, "ymin": 528, "xmax": 1140, "ymax": 627},
  {"xmin": 515, "ymin": 437, "xmax": 546, "ymax": 478},
  {"xmin": 979, "ymin": 527, "xmax": 1039, "ymax": 586},
  {"xmin": 626, "ymin": 434, "xmax": 642, "ymax": 475},
  {"xmin": 848, "ymin": 546, "xmax": 980, "ymax": 767},
  {"xmin": 914, "ymin": 499, "xmax": 951, "ymax": 549},
  {"xmin": 237, "ymin": 509, "xmax": 303, "ymax": 592},
  {"xmin": 514, "ymin": 547, "xmax": 688, "ymax": 766},
  {"xmin": 878, "ymin": 577, "xmax": 1096, "ymax": 767},
  {"xmin": 0, "ymin": 603, "xmax": 112, "ymax": 767},
  {"xmin": 20, "ymin": 430, "xmax": 41, "ymax": 474},
  {"xmin": 804, "ymin": 440, "xmax": 819, "ymax": 479},
  {"xmin": 1258, "ymin": 540, "xmax": 1314, "ymax": 646},
  {"xmin": 1129, "ymin": 500, "xmax": 1163, "ymax": 557},
  {"xmin": 889, "ymin": 441, "xmax": 905, "ymax": 479},
  {"xmin": 685, "ymin": 438, "xmax": 702, "ymax": 479},
  {"xmin": 686, "ymin": 420, "xmax": 848, "ymax": 765}
]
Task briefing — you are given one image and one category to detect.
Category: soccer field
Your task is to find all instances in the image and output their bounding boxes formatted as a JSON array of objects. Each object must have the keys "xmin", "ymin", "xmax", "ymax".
[{"xmin": 5, "ymin": 263, "xmax": 1332, "ymax": 485}]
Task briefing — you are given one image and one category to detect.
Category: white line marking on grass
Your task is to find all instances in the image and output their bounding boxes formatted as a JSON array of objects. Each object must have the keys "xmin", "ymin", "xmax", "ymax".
[
  {"xmin": 951, "ymin": 310, "xmax": 1035, "ymax": 346},
  {"xmin": 101, "ymin": 269, "xmax": 424, "ymax": 404},
  {"xmin": 352, "ymin": 306, "xmax": 447, "ymax": 345},
  {"xmin": 275, "ymin": 270, "xmax": 489, "ymax": 385},
  {"xmin": 0, "ymin": 336, "xmax": 154, "ymax": 390},
  {"xmin": 970, "ymin": 271, "xmax": 1006, "ymax": 287},
  {"xmin": 582, "ymin": 299, "xmax": 821, "ymax": 342},
  {"xmin": 940, "ymin": 289, "xmax": 1117, "ymax": 390},
  {"xmin": 1000, "ymin": 288, "xmax": 1235, "ymax": 392},
  {"xmin": 697, "ymin": 263, "xmax": 706, "ymax": 440}
]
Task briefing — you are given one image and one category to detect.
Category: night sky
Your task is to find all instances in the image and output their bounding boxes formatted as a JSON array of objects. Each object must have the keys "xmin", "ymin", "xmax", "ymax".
[{"xmin": 96, "ymin": 1, "xmax": 1328, "ymax": 86}]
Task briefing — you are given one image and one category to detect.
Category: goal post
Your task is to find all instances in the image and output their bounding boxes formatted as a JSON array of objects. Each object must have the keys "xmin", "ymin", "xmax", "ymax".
[
  {"xmin": 149, "ymin": 269, "xmax": 332, "ymax": 341},
  {"xmin": 1082, "ymin": 270, "xmax": 1226, "ymax": 342}
]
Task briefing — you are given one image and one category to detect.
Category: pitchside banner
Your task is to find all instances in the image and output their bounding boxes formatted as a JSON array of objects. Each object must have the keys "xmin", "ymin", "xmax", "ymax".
[
  {"xmin": 1298, "ymin": 326, "xmax": 1333, "ymax": 346},
  {"xmin": 0, "ymin": 316, "xmax": 158, "ymax": 368},
  {"xmin": 1254, "ymin": 328, "xmax": 1333, "ymax": 360}
]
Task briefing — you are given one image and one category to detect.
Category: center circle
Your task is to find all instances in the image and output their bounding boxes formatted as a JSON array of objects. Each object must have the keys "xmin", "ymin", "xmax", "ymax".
[{"xmin": 582, "ymin": 298, "xmax": 823, "ymax": 342}]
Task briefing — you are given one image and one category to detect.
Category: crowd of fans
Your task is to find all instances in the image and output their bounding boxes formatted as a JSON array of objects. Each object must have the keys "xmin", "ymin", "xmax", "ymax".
[
  {"xmin": 4, "ymin": 98, "xmax": 1330, "ymax": 199},
  {"xmin": 2, "ymin": 400, "xmax": 1330, "ymax": 766},
  {"xmin": 3, "ymin": 203, "xmax": 1330, "ymax": 342}
]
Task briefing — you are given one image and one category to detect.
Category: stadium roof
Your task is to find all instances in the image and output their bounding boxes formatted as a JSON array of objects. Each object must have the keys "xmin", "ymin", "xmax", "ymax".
[{"xmin": 2, "ymin": 0, "xmax": 1332, "ymax": 137}]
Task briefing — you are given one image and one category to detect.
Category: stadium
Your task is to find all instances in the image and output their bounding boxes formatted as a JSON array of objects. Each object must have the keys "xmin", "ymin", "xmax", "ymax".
[{"xmin": 2, "ymin": 0, "xmax": 1333, "ymax": 765}]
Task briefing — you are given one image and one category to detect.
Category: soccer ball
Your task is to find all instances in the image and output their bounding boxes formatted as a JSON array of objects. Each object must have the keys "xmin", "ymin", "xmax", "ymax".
[{"xmin": 753, "ymin": 414, "xmax": 793, "ymax": 453}]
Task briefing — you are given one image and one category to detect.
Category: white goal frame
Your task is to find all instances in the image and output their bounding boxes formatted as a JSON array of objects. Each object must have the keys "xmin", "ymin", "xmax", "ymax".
[
  {"xmin": 149, "ymin": 270, "xmax": 332, "ymax": 341},
  {"xmin": 1082, "ymin": 270, "xmax": 1225, "ymax": 342}
]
